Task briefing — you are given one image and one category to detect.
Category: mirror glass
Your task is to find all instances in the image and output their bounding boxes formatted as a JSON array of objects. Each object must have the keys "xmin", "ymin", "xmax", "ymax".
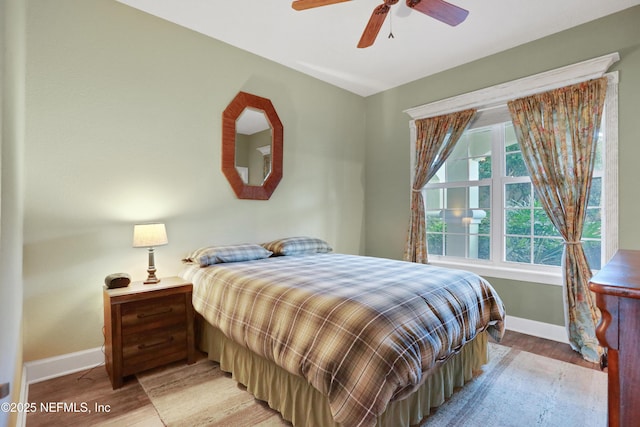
[
  {"xmin": 235, "ymin": 108, "xmax": 272, "ymax": 185},
  {"xmin": 222, "ymin": 92, "xmax": 283, "ymax": 200}
]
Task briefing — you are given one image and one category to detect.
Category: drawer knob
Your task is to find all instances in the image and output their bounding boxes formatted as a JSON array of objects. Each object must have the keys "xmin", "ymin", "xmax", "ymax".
[
  {"xmin": 138, "ymin": 336, "xmax": 175, "ymax": 350},
  {"xmin": 137, "ymin": 307, "xmax": 173, "ymax": 319}
]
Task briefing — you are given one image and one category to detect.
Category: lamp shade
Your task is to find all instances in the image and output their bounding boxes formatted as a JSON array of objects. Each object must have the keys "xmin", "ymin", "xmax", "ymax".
[{"xmin": 132, "ymin": 223, "xmax": 168, "ymax": 248}]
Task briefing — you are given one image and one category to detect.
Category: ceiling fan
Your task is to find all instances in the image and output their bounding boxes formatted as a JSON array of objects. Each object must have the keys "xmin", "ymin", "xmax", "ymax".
[{"xmin": 291, "ymin": 0, "xmax": 469, "ymax": 48}]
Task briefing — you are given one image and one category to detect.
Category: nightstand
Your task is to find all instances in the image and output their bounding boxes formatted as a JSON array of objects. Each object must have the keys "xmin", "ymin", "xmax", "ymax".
[{"xmin": 103, "ymin": 276, "xmax": 196, "ymax": 389}]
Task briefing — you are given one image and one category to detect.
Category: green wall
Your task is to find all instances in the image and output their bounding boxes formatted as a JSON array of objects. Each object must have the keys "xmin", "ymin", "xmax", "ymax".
[
  {"xmin": 23, "ymin": 0, "xmax": 366, "ymax": 361},
  {"xmin": 364, "ymin": 6, "xmax": 640, "ymax": 326}
]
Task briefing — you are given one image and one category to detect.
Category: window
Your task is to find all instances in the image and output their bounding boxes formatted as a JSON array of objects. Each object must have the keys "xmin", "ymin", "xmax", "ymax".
[
  {"xmin": 405, "ymin": 54, "xmax": 619, "ymax": 285},
  {"xmin": 424, "ymin": 118, "xmax": 606, "ymax": 277},
  {"xmin": 424, "ymin": 126, "xmax": 492, "ymax": 261}
]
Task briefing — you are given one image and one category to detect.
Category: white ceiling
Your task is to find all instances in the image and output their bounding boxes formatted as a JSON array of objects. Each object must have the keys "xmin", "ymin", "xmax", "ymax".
[
  {"xmin": 116, "ymin": 0, "xmax": 639, "ymax": 97},
  {"xmin": 237, "ymin": 108, "xmax": 270, "ymax": 135}
]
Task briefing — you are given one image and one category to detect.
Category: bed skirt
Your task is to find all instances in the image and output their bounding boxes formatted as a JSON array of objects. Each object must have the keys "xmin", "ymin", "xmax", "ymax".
[{"xmin": 197, "ymin": 317, "xmax": 489, "ymax": 427}]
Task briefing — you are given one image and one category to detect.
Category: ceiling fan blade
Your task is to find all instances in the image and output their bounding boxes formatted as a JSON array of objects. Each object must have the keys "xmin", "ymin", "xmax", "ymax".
[
  {"xmin": 406, "ymin": 0, "xmax": 469, "ymax": 26},
  {"xmin": 357, "ymin": 4, "xmax": 390, "ymax": 49},
  {"xmin": 292, "ymin": 0, "xmax": 351, "ymax": 11}
]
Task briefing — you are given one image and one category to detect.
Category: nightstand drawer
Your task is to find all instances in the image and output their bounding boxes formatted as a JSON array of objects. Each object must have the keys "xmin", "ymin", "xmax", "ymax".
[
  {"xmin": 122, "ymin": 325, "xmax": 187, "ymax": 376},
  {"xmin": 121, "ymin": 322, "xmax": 186, "ymax": 348},
  {"xmin": 121, "ymin": 294, "xmax": 186, "ymax": 332}
]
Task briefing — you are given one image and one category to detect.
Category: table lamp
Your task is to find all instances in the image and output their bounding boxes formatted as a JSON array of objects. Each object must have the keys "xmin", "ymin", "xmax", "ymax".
[{"xmin": 132, "ymin": 223, "xmax": 168, "ymax": 284}]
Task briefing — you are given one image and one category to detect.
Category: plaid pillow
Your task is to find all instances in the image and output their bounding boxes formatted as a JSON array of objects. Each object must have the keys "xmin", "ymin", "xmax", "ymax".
[
  {"xmin": 261, "ymin": 236, "xmax": 333, "ymax": 256},
  {"xmin": 183, "ymin": 243, "xmax": 272, "ymax": 267}
]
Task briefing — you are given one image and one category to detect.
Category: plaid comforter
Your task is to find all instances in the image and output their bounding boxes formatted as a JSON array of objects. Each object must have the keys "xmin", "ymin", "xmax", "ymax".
[{"xmin": 181, "ymin": 254, "xmax": 505, "ymax": 427}]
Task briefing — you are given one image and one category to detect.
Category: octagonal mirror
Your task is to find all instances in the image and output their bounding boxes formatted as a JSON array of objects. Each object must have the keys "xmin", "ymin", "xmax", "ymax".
[{"xmin": 222, "ymin": 92, "xmax": 283, "ymax": 200}]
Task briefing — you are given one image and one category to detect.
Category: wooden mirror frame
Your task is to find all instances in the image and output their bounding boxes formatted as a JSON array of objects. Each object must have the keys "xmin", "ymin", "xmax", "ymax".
[{"xmin": 222, "ymin": 92, "xmax": 283, "ymax": 200}]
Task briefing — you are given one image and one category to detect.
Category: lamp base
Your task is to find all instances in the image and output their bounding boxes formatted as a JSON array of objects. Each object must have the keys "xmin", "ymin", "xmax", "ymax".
[
  {"xmin": 143, "ymin": 248, "xmax": 161, "ymax": 284},
  {"xmin": 143, "ymin": 276, "xmax": 161, "ymax": 285}
]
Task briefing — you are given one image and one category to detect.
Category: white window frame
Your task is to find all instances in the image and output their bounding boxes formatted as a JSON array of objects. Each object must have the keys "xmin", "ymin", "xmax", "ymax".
[{"xmin": 405, "ymin": 53, "xmax": 619, "ymax": 286}]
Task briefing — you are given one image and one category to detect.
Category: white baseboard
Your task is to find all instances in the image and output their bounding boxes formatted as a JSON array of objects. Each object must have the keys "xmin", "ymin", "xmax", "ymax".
[
  {"xmin": 23, "ymin": 346, "xmax": 104, "ymax": 385},
  {"xmin": 505, "ymin": 315, "xmax": 569, "ymax": 344},
  {"xmin": 16, "ymin": 368, "xmax": 28, "ymax": 427}
]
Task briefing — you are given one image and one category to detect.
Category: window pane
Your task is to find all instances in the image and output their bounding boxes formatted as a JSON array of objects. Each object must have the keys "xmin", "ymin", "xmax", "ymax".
[
  {"xmin": 506, "ymin": 236, "xmax": 531, "ymax": 263},
  {"xmin": 478, "ymin": 236, "xmax": 491, "ymax": 260},
  {"xmin": 445, "ymin": 234, "xmax": 466, "ymax": 257},
  {"xmin": 449, "ymin": 133, "xmax": 470, "ymax": 160},
  {"xmin": 469, "ymin": 186, "xmax": 482, "ymax": 209},
  {"xmin": 429, "ymin": 164, "xmax": 446, "ymax": 184},
  {"xmin": 505, "ymin": 152, "xmax": 528, "ymax": 177},
  {"xmin": 444, "ymin": 129, "xmax": 493, "ymax": 183},
  {"xmin": 504, "ymin": 120, "xmax": 526, "ymax": 177},
  {"xmin": 467, "ymin": 129, "xmax": 492, "ymax": 157},
  {"xmin": 446, "ymin": 159, "xmax": 470, "ymax": 182},
  {"xmin": 426, "ymin": 210, "xmax": 444, "ymax": 232},
  {"xmin": 506, "ymin": 209, "xmax": 531, "ymax": 235},
  {"xmin": 588, "ymin": 177, "xmax": 601, "ymax": 207},
  {"xmin": 593, "ymin": 132, "xmax": 604, "ymax": 173},
  {"xmin": 442, "ymin": 233, "xmax": 489, "ymax": 260},
  {"xmin": 478, "ymin": 186, "xmax": 491, "ymax": 209},
  {"xmin": 476, "ymin": 156, "xmax": 492, "ymax": 180},
  {"xmin": 443, "ymin": 212, "xmax": 466, "ymax": 235},
  {"xmin": 468, "ymin": 129, "xmax": 491, "ymax": 180},
  {"xmin": 504, "ymin": 123, "xmax": 518, "ymax": 152},
  {"xmin": 505, "ymin": 139, "xmax": 519, "ymax": 153},
  {"xmin": 505, "ymin": 183, "xmax": 531, "ymax": 208},
  {"xmin": 584, "ymin": 241, "xmax": 602, "ymax": 270},
  {"xmin": 445, "ymin": 187, "xmax": 466, "ymax": 209},
  {"xmin": 441, "ymin": 212, "xmax": 462, "ymax": 236},
  {"xmin": 478, "ymin": 212, "xmax": 491, "ymax": 234},
  {"xmin": 533, "ymin": 238, "xmax": 563, "ymax": 266},
  {"xmin": 533, "ymin": 208, "xmax": 561, "ymax": 237},
  {"xmin": 427, "ymin": 233, "xmax": 444, "ymax": 256},
  {"xmin": 442, "ymin": 157, "xmax": 490, "ymax": 182},
  {"xmin": 425, "ymin": 188, "xmax": 443, "ymax": 209},
  {"xmin": 467, "ymin": 233, "xmax": 487, "ymax": 260},
  {"xmin": 442, "ymin": 186, "xmax": 489, "ymax": 229},
  {"xmin": 583, "ymin": 208, "xmax": 601, "ymax": 239}
]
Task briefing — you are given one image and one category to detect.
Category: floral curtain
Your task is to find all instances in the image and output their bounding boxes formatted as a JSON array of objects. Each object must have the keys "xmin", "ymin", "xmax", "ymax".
[
  {"xmin": 507, "ymin": 77, "xmax": 608, "ymax": 362},
  {"xmin": 404, "ymin": 109, "xmax": 476, "ymax": 264}
]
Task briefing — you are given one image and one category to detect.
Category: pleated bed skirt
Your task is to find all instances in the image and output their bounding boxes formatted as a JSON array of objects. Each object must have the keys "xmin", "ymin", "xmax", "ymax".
[{"xmin": 198, "ymin": 316, "xmax": 488, "ymax": 427}]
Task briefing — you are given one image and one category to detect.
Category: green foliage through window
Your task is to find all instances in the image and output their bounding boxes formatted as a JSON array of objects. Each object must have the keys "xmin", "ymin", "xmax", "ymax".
[{"xmin": 425, "ymin": 120, "xmax": 603, "ymax": 270}]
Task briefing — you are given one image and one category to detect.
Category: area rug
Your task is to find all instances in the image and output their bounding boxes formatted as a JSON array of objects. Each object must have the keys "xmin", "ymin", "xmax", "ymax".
[
  {"xmin": 137, "ymin": 343, "xmax": 607, "ymax": 427},
  {"xmin": 136, "ymin": 357, "xmax": 287, "ymax": 426},
  {"xmin": 422, "ymin": 344, "xmax": 606, "ymax": 426}
]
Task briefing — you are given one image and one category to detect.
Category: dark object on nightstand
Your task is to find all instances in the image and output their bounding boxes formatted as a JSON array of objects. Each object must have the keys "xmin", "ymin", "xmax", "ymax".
[
  {"xmin": 103, "ymin": 276, "xmax": 195, "ymax": 389},
  {"xmin": 104, "ymin": 273, "xmax": 131, "ymax": 289},
  {"xmin": 0, "ymin": 382, "xmax": 9, "ymax": 399}
]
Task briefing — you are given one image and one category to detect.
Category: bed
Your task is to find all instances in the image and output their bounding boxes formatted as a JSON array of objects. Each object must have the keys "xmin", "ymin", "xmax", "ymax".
[{"xmin": 180, "ymin": 238, "xmax": 505, "ymax": 427}]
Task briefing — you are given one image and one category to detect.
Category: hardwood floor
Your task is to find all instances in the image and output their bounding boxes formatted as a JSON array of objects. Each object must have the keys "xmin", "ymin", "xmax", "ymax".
[
  {"xmin": 495, "ymin": 330, "xmax": 603, "ymax": 371},
  {"xmin": 25, "ymin": 361, "xmax": 166, "ymax": 427},
  {"xmin": 25, "ymin": 330, "xmax": 602, "ymax": 426}
]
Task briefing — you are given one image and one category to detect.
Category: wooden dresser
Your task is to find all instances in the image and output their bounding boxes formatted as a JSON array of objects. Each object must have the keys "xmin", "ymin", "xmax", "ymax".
[
  {"xmin": 589, "ymin": 250, "xmax": 640, "ymax": 427},
  {"xmin": 103, "ymin": 276, "xmax": 196, "ymax": 389}
]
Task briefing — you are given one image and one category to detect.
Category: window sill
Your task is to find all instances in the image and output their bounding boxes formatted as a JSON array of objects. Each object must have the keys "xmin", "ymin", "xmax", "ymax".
[{"xmin": 428, "ymin": 258, "xmax": 563, "ymax": 286}]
